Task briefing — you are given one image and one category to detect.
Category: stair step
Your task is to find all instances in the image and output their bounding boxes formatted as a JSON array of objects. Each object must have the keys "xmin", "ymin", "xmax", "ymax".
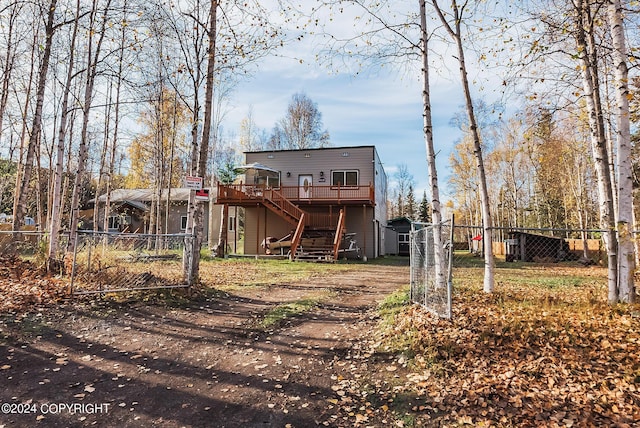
[{"xmin": 295, "ymin": 254, "xmax": 335, "ymax": 262}]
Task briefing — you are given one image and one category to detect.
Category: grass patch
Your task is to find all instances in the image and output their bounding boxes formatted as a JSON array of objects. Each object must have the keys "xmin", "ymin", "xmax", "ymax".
[
  {"xmin": 199, "ymin": 258, "xmax": 352, "ymax": 291},
  {"xmin": 376, "ymin": 286, "xmax": 418, "ymax": 358},
  {"xmin": 378, "ymin": 286, "xmax": 410, "ymax": 317},
  {"xmin": 260, "ymin": 298, "xmax": 320, "ymax": 328}
]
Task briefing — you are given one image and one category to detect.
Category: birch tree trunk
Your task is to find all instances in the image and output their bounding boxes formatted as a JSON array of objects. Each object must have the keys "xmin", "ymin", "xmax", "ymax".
[
  {"xmin": 13, "ymin": 0, "xmax": 58, "ymax": 231},
  {"xmin": 0, "ymin": 3, "xmax": 21, "ymax": 147},
  {"xmin": 103, "ymin": 0, "xmax": 127, "ymax": 234},
  {"xmin": 47, "ymin": 0, "xmax": 79, "ymax": 270},
  {"xmin": 607, "ymin": 0, "xmax": 635, "ymax": 303},
  {"xmin": 419, "ymin": 0, "xmax": 446, "ymax": 288},
  {"xmin": 573, "ymin": 0, "xmax": 618, "ymax": 302},
  {"xmin": 68, "ymin": 0, "xmax": 111, "ymax": 251},
  {"xmin": 185, "ymin": 0, "xmax": 218, "ymax": 283},
  {"xmin": 93, "ymin": 84, "xmax": 112, "ymax": 231},
  {"xmin": 432, "ymin": 0, "xmax": 495, "ymax": 292}
]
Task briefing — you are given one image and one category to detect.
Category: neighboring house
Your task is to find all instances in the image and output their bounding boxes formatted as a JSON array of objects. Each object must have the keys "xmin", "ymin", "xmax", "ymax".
[
  {"xmin": 95, "ymin": 188, "xmax": 228, "ymax": 242},
  {"xmin": 386, "ymin": 217, "xmax": 412, "ymax": 256},
  {"xmin": 216, "ymin": 146, "xmax": 388, "ymax": 261}
]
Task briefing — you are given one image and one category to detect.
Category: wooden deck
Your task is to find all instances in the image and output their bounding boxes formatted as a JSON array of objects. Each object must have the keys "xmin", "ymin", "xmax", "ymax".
[{"xmin": 216, "ymin": 184, "xmax": 375, "ymax": 206}]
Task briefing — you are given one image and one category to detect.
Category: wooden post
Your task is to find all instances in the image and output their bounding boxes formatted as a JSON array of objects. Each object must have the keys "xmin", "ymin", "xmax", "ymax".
[
  {"xmin": 362, "ymin": 204, "xmax": 367, "ymax": 261},
  {"xmin": 256, "ymin": 205, "xmax": 260, "ymax": 256},
  {"xmin": 263, "ymin": 206, "xmax": 267, "ymax": 255},
  {"xmin": 217, "ymin": 204, "xmax": 228, "ymax": 257}
]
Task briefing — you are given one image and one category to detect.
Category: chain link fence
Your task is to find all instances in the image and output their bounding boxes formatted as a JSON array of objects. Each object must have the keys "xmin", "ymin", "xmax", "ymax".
[
  {"xmin": 409, "ymin": 220, "xmax": 454, "ymax": 319},
  {"xmin": 0, "ymin": 229, "xmax": 70, "ymax": 263},
  {"xmin": 69, "ymin": 231, "xmax": 194, "ymax": 295},
  {"xmin": 410, "ymin": 223, "xmax": 620, "ymax": 320},
  {"xmin": 452, "ymin": 226, "xmax": 607, "ymax": 267}
]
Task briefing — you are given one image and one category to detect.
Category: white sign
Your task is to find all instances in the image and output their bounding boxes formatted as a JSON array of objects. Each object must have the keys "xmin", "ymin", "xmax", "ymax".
[{"xmin": 184, "ymin": 176, "xmax": 203, "ymax": 190}]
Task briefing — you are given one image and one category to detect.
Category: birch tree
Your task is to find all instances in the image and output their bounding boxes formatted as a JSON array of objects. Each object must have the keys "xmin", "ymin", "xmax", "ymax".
[
  {"xmin": 269, "ymin": 92, "xmax": 330, "ymax": 149},
  {"xmin": 47, "ymin": 0, "xmax": 82, "ymax": 269},
  {"xmin": 0, "ymin": 1, "xmax": 23, "ymax": 148},
  {"xmin": 607, "ymin": 0, "xmax": 635, "ymax": 303},
  {"xmin": 67, "ymin": 0, "xmax": 113, "ymax": 251},
  {"xmin": 431, "ymin": 0, "xmax": 495, "ymax": 292},
  {"xmin": 12, "ymin": 0, "xmax": 58, "ymax": 231},
  {"xmin": 571, "ymin": 0, "xmax": 618, "ymax": 302},
  {"xmin": 183, "ymin": 0, "xmax": 218, "ymax": 281},
  {"xmin": 102, "ymin": 0, "xmax": 131, "ymax": 236}
]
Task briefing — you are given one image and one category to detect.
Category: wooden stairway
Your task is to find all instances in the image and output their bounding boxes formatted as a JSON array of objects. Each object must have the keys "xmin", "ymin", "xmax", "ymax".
[
  {"xmin": 216, "ymin": 184, "xmax": 345, "ymax": 261},
  {"xmin": 293, "ymin": 209, "xmax": 346, "ymax": 262},
  {"xmin": 262, "ymin": 189, "xmax": 303, "ymax": 226},
  {"xmin": 261, "ymin": 189, "xmax": 305, "ymax": 259}
]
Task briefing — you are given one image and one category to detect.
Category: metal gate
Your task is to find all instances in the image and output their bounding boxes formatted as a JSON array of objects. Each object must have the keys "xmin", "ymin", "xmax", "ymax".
[
  {"xmin": 409, "ymin": 219, "xmax": 454, "ymax": 319},
  {"xmin": 69, "ymin": 231, "xmax": 195, "ymax": 295}
]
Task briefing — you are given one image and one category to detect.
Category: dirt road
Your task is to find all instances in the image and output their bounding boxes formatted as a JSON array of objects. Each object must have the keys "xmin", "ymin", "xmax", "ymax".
[{"xmin": 0, "ymin": 261, "xmax": 409, "ymax": 427}]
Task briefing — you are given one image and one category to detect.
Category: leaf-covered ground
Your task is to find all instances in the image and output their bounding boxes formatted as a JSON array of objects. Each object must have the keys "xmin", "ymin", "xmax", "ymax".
[
  {"xmin": 0, "ymin": 256, "xmax": 67, "ymax": 313},
  {"xmin": 363, "ymin": 265, "xmax": 640, "ymax": 427},
  {"xmin": 1, "ymin": 256, "xmax": 639, "ymax": 427}
]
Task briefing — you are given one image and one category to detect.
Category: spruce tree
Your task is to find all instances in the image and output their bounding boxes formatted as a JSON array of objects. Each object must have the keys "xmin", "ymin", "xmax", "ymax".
[{"xmin": 418, "ymin": 190, "xmax": 431, "ymax": 223}]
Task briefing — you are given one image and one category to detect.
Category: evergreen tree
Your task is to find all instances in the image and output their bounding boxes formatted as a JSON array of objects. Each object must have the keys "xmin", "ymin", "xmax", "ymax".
[
  {"xmin": 396, "ymin": 190, "xmax": 404, "ymax": 218},
  {"xmin": 406, "ymin": 184, "xmax": 417, "ymax": 220},
  {"xmin": 418, "ymin": 190, "xmax": 431, "ymax": 223}
]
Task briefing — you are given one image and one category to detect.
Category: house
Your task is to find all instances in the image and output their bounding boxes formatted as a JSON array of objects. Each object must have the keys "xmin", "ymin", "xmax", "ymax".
[
  {"xmin": 216, "ymin": 146, "xmax": 388, "ymax": 261},
  {"xmin": 385, "ymin": 217, "xmax": 412, "ymax": 256},
  {"xmin": 94, "ymin": 188, "xmax": 235, "ymax": 245}
]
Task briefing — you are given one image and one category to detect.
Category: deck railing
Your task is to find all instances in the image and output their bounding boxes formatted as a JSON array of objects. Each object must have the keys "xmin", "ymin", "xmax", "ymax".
[
  {"xmin": 305, "ymin": 212, "xmax": 339, "ymax": 229},
  {"xmin": 217, "ymin": 183, "xmax": 374, "ymax": 204}
]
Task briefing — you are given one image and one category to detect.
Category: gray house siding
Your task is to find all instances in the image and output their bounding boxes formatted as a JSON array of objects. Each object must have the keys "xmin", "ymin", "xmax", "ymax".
[
  {"xmin": 385, "ymin": 228, "xmax": 399, "ymax": 255},
  {"xmin": 245, "ymin": 146, "xmax": 377, "ymax": 190},
  {"xmin": 95, "ymin": 188, "xmax": 214, "ymax": 240},
  {"xmin": 234, "ymin": 146, "xmax": 388, "ymax": 260},
  {"xmin": 373, "ymin": 148, "xmax": 388, "ymax": 257}
]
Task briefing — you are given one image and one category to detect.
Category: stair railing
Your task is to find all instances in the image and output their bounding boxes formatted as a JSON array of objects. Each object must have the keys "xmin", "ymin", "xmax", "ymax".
[
  {"xmin": 332, "ymin": 209, "xmax": 346, "ymax": 260},
  {"xmin": 290, "ymin": 213, "xmax": 305, "ymax": 260}
]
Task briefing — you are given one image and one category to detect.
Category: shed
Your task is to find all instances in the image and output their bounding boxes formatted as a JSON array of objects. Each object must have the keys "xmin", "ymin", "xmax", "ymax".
[
  {"xmin": 505, "ymin": 231, "xmax": 570, "ymax": 262},
  {"xmin": 386, "ymin": 217, "xmax": 412, "ymax": 256}
]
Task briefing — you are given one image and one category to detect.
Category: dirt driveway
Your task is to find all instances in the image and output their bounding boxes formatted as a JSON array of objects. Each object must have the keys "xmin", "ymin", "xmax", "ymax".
[{"xmin": 0, "ymin": 260, "xmax": 409, "ymax": 427}]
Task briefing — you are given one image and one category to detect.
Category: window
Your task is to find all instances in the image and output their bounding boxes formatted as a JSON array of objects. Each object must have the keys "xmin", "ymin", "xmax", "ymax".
[
  {"xmin": 108, "ymin": 215, "xmax": 131, "ymax": 230},
  {"xmin": 228, "ymin": 216, "xmax": 235, "ymax": 231},
  {"xmin": 181, "ymin": 215, "xmax": 188, "ymax": 230},
  {"xmin": 331, "ymin": 170, "xmax": 358, "ymax": 186},
  {"xmin": 398, "ymin": 233, "xmax": 410, "ymax": 243},
  {"xmin": 268, "ymin": 175, "xmax": 280, "ymax": 188},
  {"xmin": 256, "ymin": 174, "xmax": 280, "ymax": 189},
  {"xmin": 108, "ymin": 216, "xmax": 118, "ymax": 230}
]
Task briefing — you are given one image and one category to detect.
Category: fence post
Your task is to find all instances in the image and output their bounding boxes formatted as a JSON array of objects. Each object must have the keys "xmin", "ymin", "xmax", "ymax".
[
  {"xmin": 446, "ymin": 214, "xmax": 455, "ymax": 319},
  {"xmin": 69, "ymin": 232, "xmax": 79, "ymax": 295},
  {"xmin": 187, "ymin": 234, "xmax": 195, "ymax": 288},
  {"xmin": 409, "ymin": 222, "xmax": 416, "ymax": 303}
]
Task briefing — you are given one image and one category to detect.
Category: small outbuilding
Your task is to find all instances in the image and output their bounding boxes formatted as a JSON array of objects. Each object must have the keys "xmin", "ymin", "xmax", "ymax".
[
  {"xmin": 385, "ymin": 217, "xmax": 412, "ymax": 256},
  {"xmin": 505, "ymin": 231, "xmax": 571, "ymax": 262}
]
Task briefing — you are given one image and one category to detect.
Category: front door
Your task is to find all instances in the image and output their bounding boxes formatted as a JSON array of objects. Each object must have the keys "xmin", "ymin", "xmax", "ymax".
[{"xmin": 299, "ymin": 175, "xmax": 313, "ymax": 199}]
